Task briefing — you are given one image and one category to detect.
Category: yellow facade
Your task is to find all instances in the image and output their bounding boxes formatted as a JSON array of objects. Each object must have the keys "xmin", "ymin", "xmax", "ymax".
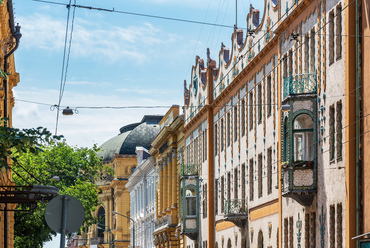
[
  {"xmin": 151, "ymin": 106, "xmax": 185, "ymax": 248},
  {"xmin": 0, "ymin": 0, "xmax": 20, "ymax": 247}
]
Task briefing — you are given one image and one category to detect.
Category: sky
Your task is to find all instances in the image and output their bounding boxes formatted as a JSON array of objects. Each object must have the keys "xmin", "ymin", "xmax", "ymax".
[{"xmin": 13, "ymin": 0, "xmax": 264, "ymax": 150}]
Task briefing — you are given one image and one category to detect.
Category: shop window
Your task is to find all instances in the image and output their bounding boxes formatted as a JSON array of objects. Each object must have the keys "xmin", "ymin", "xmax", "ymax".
[
  {"xmin": 293, "ymin": 114, "xmax": 314, "ymax": 161},
  {"xmin": 185, "ymin": 187, "xmax": 197, "ymax": 216}
]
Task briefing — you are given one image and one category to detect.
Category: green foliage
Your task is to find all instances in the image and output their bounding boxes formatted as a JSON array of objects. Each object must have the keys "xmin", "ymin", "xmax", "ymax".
[{"xmin": 13, "ymin": 141, "xmax": 113, "ymax": 248}]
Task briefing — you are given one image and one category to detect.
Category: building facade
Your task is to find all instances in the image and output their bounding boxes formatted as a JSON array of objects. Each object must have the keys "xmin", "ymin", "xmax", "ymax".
[
  {"xmin": 77, "ymin": 115, "xmax": 162, "ymax": 248},
  {"xmin": 182, "ymin": 0, "xmax": 359, "ymax": 247},
  {"xmin": 0, "ymin": 0, "xmax": 20, "ymax": 247},
  {"xmin": 151, "ymin": 106, "xmax": 185, "ymax": 248},
  {"xmin": 126, "ymin": 147, "xmax": 156, "ymax": 248}
]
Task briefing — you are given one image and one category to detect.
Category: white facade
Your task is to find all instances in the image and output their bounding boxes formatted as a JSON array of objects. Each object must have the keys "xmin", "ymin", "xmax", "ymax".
[{"xmin": 127, "ymin": 147, "xmax": 156, "ymax": 248}]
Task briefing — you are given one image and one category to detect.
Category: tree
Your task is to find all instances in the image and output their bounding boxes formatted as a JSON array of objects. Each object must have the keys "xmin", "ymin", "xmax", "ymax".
[{"xmin": 13, "ymin": 141, "xmax": 112, "ymax": 248}]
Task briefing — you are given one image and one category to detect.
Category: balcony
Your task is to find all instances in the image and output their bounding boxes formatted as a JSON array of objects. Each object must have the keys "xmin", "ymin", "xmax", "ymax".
[
  {"xmin": 223, "ymin": 199, "xmax": 248, "ymax": 228},
  {"xmin": 181, "ymin": 163, "xmax": 198, "ymax": 177},
  {"xmin": 283, "ymin": 72, "xmax": 317, "ymax": 100},
  {"xmin": 282, "ymin": 160, "xmax": 316, "ymax": 206}
]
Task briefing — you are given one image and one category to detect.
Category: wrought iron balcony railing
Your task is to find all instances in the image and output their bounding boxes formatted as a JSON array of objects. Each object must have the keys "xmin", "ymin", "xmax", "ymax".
[
  {"xmin": 283, "ymin": 72, "xmax": 317, "ymax": 99},
  {"xmin": 181, "ymin": 163, "xmax": 199, "ymax": 176},
  {"xmin": 224, "ymin": 199, "xmax": 248, "ymax": 215}
]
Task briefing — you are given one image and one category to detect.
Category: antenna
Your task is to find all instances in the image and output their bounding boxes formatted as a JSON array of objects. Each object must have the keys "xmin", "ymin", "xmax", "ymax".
[{"xmin": 235, "ymin": 0, "xmax": 238, "ymax": 29}]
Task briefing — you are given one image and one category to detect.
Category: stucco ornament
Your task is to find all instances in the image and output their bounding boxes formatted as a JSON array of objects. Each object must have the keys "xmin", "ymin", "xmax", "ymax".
[{"xmin": 193, "ymin": 74, "xmax": 198, "ymax": 96}]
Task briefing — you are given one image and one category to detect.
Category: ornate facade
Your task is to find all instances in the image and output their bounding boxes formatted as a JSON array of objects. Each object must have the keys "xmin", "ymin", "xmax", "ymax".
[
  {"xmin": 182, "ymin": 0, "xmax": 360, "ymax": 247},
  {"xmin": 151, "ymin": 106, "xmax": 185, "ymax": 248}
]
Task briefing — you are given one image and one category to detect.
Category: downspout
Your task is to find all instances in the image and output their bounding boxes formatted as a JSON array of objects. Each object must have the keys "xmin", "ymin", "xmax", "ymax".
[
  {"xmin": 2, "ymin": 1, "xmax": 21, "ymax": 247},
  {"xmin": 355, "ymin": 0, "xmax": 361, "ymax": 246}
]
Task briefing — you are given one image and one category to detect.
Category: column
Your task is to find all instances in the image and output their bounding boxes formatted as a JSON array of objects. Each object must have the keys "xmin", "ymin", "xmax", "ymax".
[
  {"xmin": 167, "ymin": 153, "xmax": 172, "ymax": 209},
  {"xmin": 159, "ymin": 161, "xmax": 163, "ymax": 216},
  {"xmin": 171, "ymin": 149, "xmax": 177, "ymax": 209},
  {"xmin": 163, "ymin": 157, "xmax": 168, "ymax": 214}
]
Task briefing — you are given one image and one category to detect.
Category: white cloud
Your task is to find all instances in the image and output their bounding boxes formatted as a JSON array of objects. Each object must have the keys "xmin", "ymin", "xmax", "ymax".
[{"xmin": 17, "ymin": 15, "xmax": 178, "ymax": 64}]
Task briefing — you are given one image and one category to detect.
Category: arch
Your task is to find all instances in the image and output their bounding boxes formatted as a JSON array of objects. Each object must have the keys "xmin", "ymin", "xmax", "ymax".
[
  {"xmin": 258, "ymin": 230, "xmax": 263, "ymax": 248},
  {"xmin": 185, "ymin": 186, "xmax": 197, "ymax": 216},
  {"xmin": 97, "ymin": 206, "xmax": 105, "ymax": 238},
  {"xmin": 215, "ymin": 241, "xmax": 219, "ymax": 248}
]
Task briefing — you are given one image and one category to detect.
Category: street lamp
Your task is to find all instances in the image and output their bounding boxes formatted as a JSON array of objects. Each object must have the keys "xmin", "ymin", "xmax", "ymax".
[
  {"xmin": 113, "ymin": 211, "xmax": 135, "ymax": 248},
  {"xmin": 97, "ymin": 225, "xmax": 115, "ymax": 248}
]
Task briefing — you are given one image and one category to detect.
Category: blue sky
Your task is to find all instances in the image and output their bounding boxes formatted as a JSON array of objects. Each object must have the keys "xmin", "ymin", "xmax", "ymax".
[{"xmin": 13, "ymin": 0, "xmax": 264, "ymax": 148}]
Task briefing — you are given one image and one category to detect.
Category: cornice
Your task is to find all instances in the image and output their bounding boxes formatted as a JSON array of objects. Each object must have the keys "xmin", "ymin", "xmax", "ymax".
[{"xmin": 183, "ymin": 105, "xmax": 211, "ymax": 133}]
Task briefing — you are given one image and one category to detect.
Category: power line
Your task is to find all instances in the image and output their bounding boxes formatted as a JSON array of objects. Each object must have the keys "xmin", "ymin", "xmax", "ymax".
[{"xmin": 31, "ymin": 0, "xmax": 246, "ymax": 30}]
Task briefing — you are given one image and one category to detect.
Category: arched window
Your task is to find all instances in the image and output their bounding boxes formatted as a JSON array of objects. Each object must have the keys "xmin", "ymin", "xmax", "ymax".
[
  {"xmin": 97, "ymin": 207, "xmax": 105, "ymax": 238},
  {"xmin": 293, "ymin": 114, "xmax": 314, "ymax": 161},
  {"xmin": 227, "ymin": 238, "xmax": 232, "ymax": 248},
  {"xmin": 185, "ymin": 187, "xmax": 197, "ymax": 216},
  {"xmin": 258, "ymin": 230, "xmax": 264, "ymax": 248}
]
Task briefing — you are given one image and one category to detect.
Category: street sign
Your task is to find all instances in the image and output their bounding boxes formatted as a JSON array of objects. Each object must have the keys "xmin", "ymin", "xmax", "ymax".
[{"xmin": 44, "ymin": 195, "xmax": 85, "ymax": 234}]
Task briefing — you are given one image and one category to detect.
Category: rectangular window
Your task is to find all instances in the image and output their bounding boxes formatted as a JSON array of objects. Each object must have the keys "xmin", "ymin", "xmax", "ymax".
[
  {"xmin": 203, "ymin": 184, "xmax": 207, "ymax": 218},
  {"xmin": 215, "ymin": 124, "xmax": 218, "ymax": 155},
  {"xmin": 234, "ymin": 167, "xmax": 238, "ymax": 199},
  {"xmin": 310, "ymin": 212, "xmax": 316, "ymax": 247},
  {"xmin": 329, "ymin": 10, "xmax": 335, "ymax": 64},
  {"xmin": 337, "ymin": 203, "xmax": 342, "ymax": 248},
  {"xmin": 227, "ymin": 171, "xmax": 231, "ymax": 201},
  {"xmin": 284, "ymin": 218, "xmax": 288, "ymax": 248},
  {"xmin": 310, "ymin": 29, "xmax": 315, "ymax": 73},
  {"xmin": 249, "ymin": 92, "xmax": 253, "ymax": 130},
  {"xmin": 234, "ymin": 105, "xmax": 238, "ymax": 142},
  {"xmin": 288, "ymin": 50, "xmax": 293, "ymax": 75},
  {"xmin": 227, "ymin": 112, "xmax": 231, "ymax": 147},
  {"xmin": 203, "ymin": 131, "xmax": 207, "ymax": 161},
  {"xmin": 305, "ymin": 34, "xmax": 309, "ymax": 73},
  {"xmin": 221, "ymin": 176, "xmax": 224, "ymax": 213},
  {"xmin": 283, "ymin": 54, "xmax": 288, "ymax": 79},
  {"xmin": 330, "ymin": 205, "xmax": 335, "ymax": 248},
  {"xmin": 330, "ymin": 105, "xmax": 335, "ymax": 160},
  {"xmin": 267, "ymin": 76, "xmax": 272, "ymax": 117},
  {"xmin": 289, "ymin": 217, "xmax": 293, "ymax": 248},
  {"xmin": 267, "ymin": 147, "xmax": 272, "ymax": 194},
  {"xmin": 258, "ymin": 84, "xmax": 262, "ymax": 124},
  {"xmin": 258, "ymin": 153, "xmax": 263, "ymax": 198},
  {"xmin": 249, "ymin": 158, "xmax": 254, "ymax": 201},
  {"xmin": 215, "ymin": 179, "xmax": 219, "ymax": 215},
  {"xmin": 241, "ymin": 163, "xmax": 246, "ymax": 200},
  {"xmin": 336, "ymin": 4, "xmax": 342, "ymax": 59},
  {"xmin": 336, "ymin": 101, "xmax": 342, "ymax": 159},
  {"xmin": 305, "ymin": 213, "xmax": 310, "ymax": 248},
  {"xmin": 241, "ymin": 99, "xmax": 246, "ymax": 136},
  {"xmin": 221, "ymin": 119, "xmax": 224, "ymax": 152},
  {"xmin": 194, "ymin": 137, "xmax": 199, "ymax": 165}
]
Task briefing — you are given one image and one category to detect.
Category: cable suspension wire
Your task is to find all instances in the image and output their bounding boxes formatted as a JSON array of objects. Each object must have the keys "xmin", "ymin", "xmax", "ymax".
[{"xmin": 31, "ymin": 0, "xmax": 246, "ymax": 30}]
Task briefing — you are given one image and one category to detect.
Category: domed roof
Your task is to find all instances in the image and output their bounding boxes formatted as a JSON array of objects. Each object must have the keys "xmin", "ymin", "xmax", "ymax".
[{"xmin": 99, "ymin": 115, "xmax": 163, "ymax": 162}]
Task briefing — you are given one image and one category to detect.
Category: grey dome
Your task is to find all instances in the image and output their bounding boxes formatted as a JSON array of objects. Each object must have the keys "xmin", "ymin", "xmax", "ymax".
[{"xmin": 99, "ymin": 115, "xmax": 163, "ymax": 162}]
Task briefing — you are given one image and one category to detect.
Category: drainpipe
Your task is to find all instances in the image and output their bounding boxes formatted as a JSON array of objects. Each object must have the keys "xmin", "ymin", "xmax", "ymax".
[
  {"xmin": 355, "ymin": 0, "xmax": 360, "ymax": 246},
  {"xmin": 2, "ymin": 0, "xmax": 21, "ymax": 246}
]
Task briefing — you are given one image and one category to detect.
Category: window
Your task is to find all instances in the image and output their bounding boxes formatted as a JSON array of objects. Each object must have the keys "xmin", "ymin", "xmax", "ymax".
[
  {"xmin": 288, "ymin": 50, "xmax": 293, "ymax": 75},
  {"xmin": 221, "ymin": 119, "xmax": 224, "ymax": 151},
  {"xmin": 221, "ymin": 176, "xmax": 225, "ymax": 213},
  {"xmin": 283, "ymin": 54, "xmax": 288, "ymax": 79},
  {"xmin": 241, "ymin": 163, "xmax": 246, "ymax": 200},
  {"xmin": 249, "ymin": 158, "xmax": 254, "ymax": 201},
  {"xmin": 267, "ymin": 76, "xmax": 272, "ymax": 117},
  {"xmin": 234, "ymin": 167, "xmax": 238, "ymax": 199},
  {"xmin": 267, "ymin": 147, "xmax": 272, "ymax": 194},
  {"xmin": 185, "ymin": 187, "xmax": 197, "ymax": 216},
  {"xmin": 329, "ymin": 10, "xmax": 335, "ymax": 64},
  {"xmin": 293, "ymin": 114, "xmax": 314, "ymax": 161},
  {"xmin": 227, "ymin": 112, "xmax": 231, "ymax": 147},
  {"xmin": 330, "ymin": 105, "xmax": 335, "ymax": 160},
  {"xmin": 337, "ymin": 203, "xmax": 342, "ymax": 248},
  {"xmin": 283, "ymin": 118, "xmax": 288, "ymax": 162},
  {"xmin": 203, "ymin": 131, "xmax": 207, "ymax": 162},
  {"xmin": 336, "ymin": 101, "xmax": 342, "ymax": 159},
  {"xmin": 289, "ymin": 217, "xmax": 293, "ymax": 248},
  {"xmin": 215, "ymin": 179, "xmax": 219, "ymax": 215},
  {"xmin": 194, "ymin": 137, "xmax": 199, "ymax": 164},
  {"xmin": 215, "ymin": 123, "xmax": 218, "ymax": 155},
  {"xmin": 305, "ymin": 35, "xmax": 309, "ymax": 73},
  {"xmin": 227, "ymin": 171, "xmax": 231, "ymax": 201},
  {"xmin": 241, "ymin": 99, "xmax": 246, "ymax": 136},
  {"xmin": 258, "ymin": 153, "xmax": 263, "ymax": 198},
  {"xmin": 258, "ymin": 230, "xmax": 264, "ymax": 248},
  {"xmin": 310, "ymin": 212, "xmax": 316, "ymax": 247},
  {"xmin": 249, "ymin": 91, "xmax": 253, "ymax": 130},
  {"xmin": 284, "ymin": 218, "xmax": 288, "ymax": 248},
  {"xmin": 330, "ymin": 205, "xmax": 335, "ymax": 248},
  {"xmin": 305, "ymin": 214, "xmax": 310, "ymax": 248},
  {"xmin": 203, "ymin": 184, "xmax": 207, "ymax": 218},
  {"xmin": 258, "ymin": 84, "xmax": 262, "ymax": 124},
  {"xmin": 336, "ymin": 4, "xmax": 342, "ymax": 59},
  {"xmin": 97, "ymin": 207, "xmax": 106, "ymax": 238},
  {"xmin": 234, "ymin": 105, "xmax": 238, "ymax": 142},
  {"xmin": 310, "ymin": 29, "xmax": 315, "ymax": 73}
]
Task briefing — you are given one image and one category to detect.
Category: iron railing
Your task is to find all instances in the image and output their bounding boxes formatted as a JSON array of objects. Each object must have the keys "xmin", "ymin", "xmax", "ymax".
[
  {"xmin": 181, "ymin": 163, "xmax": 199, "ymax": 176},
  {"xmin": 283, "ymin": 72, "xmax": 317, "ymax": 99},
  {"xmin": 224, "ymin": 199, "xmax": 248, "ymax": 215}
]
